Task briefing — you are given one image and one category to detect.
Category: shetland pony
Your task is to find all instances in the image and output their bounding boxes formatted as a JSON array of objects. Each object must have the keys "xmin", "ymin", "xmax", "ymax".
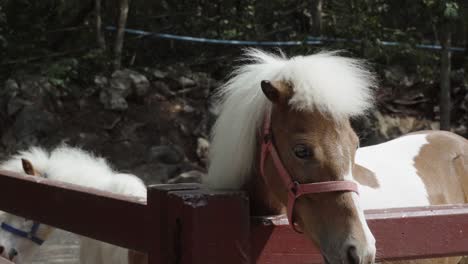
[
  {"xmin": 204, "ymin": 49, "xmax": 468, "ymax": 264},
  {"xmin": 0, "ymin": 145, "xmax": 147, "ymax": 264}
]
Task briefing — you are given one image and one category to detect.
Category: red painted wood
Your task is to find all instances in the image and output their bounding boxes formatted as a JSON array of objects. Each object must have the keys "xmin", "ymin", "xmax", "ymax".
[
  {"xmin": 251, "ymin": 204, "xmax": 468, "ymax": 263},
  {"xmin": 3, "ymin": 169, "xmax": 468, "ymax": 264},
  {"xmin": 251, "ymin": 216, "xmax": 322, "ymax": 264},
  {"xmin": 146, "ymin": 184, "xmax": 201, "ymax": 264},
  {"xmin": 166, "ymin": 187, "xmax": 251, "ymax": 264},
  {"xmin": 368, "ymin": 204, "xmax": 468, "ymax": 261},
  {"xmin": 0, "ymin": 170, "xmax": 149, "ymax": 252}
]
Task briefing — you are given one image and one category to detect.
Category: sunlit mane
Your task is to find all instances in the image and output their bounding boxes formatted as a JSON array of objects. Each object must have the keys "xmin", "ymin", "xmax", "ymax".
[
  {"xmin": 204, "ymin": 49, "xmax": 377, "ymax": 189},
  {"xmin": 0, "ymin": 145, "xmax": 146, "ymax": 198}
]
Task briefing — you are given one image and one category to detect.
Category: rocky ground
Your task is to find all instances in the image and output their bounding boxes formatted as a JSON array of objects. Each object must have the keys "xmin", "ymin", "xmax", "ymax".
[
  {"xmin": 0, "ymin": 59, "xmax": 467, "ymax": 263},
  {"xmin": 0, "ymin": 65, "xmax": 219, "ymax": 185}
]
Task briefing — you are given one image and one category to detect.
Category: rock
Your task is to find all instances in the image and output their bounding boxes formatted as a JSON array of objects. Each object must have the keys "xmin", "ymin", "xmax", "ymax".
[
  {"xmin": 128, "ymin": 71, "xmax": 150, "ymax": 96},
  {"xmin": 451, "ymin": 69, "xmax": 465, "ymax": 84},
  {"xmin": 99, "ymin": 69, "xmax": 150, "ymax": 110},
  {"xmin": 94, "ymin": 75, "xmax": 108, "ymax": 88},
  {"xmin": 183, "ymin": 104, "xmax": 195, "ymax": 113},
  {"xmin": 1, "ymin": 128, "xmax": 16, "ymax": 150},
  {"xmin": 167, "ymin": 170, "xmax": 205, "ymax": 184},
  {"xmin": 0, "ymin": 35, "xmax": 7, "ymax": 49},
  {"xmin": 100, "ymin": 70, "xmax": 133, "ymax": 110},
  {"xmin": 453, "ymin": 125, "xmax": 467, "ymax": 136},
  {"xmin": 118, "ymin": 122, "xmax": 145, "ymax": 141},
  {"xmin": 153, "ymin": 81, "xmax": 175, "ymax": 97},
  {"xmin": 109, "ymin": 73, "xmax": 133, "ymax": 97},
  {"xmin": 152, "ymin": 69, "xmax": 168, "ymax": 79},
  {"xmin": 196, "ymin": 137, "xmax": 210, "ymax": 165},
  {"xmin": 4, "ymin": 79, "xmax": 20, "ymax": 97},
  {"xmin": 132, "ymin": 163, "xmax": 180, "ymax": 185},
  {"xmin": 19, "ymin": 76, "xmax": 53, "ymax": 100},
  {"xmin": 384, "ymin": 66, "xmax": 404, "ymax": 86},
  {"xmin": 191, "ymin": 72, "xmax": 218, "ymax": 89},
  {"xmin": 147, "ymin": 145, "xmax": 184, "ymax": 164},
  {"xmin": 7, "ymin": 97, "xmax": 30, "ymax": 116},
  {"xmin": 373, "ymin": 111, "xmax": 433, "ymax": 140},
  {"xmin": 383, "ymin": 65, "xmax": 415, "ymax": 88},
  {"xmin": 193, "ymin": 115, "xmax": 210, "ymax": 138},
  {"xmin": 178, "ymin": 76, "xmax": 196, "ymax": 87},
  {"xmin": 13, "ymin": 105, "xmax": 58, "ymax": 146},
  {"xmin": 99, "ymin": 91, "xmax": 128, "ymax": 110}
]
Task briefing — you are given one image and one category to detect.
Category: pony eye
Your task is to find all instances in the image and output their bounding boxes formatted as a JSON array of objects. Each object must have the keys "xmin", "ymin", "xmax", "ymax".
[{"xmin": 293, "ymin": 144, "xmax": 313, "ymax": 159}]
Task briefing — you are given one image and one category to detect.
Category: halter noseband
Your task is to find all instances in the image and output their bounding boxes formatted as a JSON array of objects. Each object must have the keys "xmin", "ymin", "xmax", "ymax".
[
  {"xmin": 260, "ymin": 111, "xmax": 359, "ymax": 233},
  {"xmin": 1, "ymin": 222, "xmax": 45, "ymax": 245}
]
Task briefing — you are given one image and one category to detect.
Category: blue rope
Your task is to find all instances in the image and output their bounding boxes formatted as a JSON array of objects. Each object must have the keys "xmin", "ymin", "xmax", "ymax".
[{"xmin": 105, "ymin": 26, "xmax": 465, "ymax": 52}]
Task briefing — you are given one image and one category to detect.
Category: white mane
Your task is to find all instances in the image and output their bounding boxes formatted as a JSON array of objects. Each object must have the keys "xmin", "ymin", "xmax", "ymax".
[
  {"xmin": 204, "ymin": 49, "xmax": 376, "ymax": 189},
  {"xmin": 0, "ymin": 145, "xmax": 146, "ymax": 264},
  {"xmin": 0, "ymin": 145, "xmax": 146, "ymax": 198}
]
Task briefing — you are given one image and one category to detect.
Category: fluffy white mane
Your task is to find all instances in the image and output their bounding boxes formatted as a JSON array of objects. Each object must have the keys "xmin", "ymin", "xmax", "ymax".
[
  {"xmin": 0, "ymin": 145, "xmax": 146, "ymax": 198},
  {"xmin": 204, "ymin": 49, "xmax": 376, "ymax": 189}
]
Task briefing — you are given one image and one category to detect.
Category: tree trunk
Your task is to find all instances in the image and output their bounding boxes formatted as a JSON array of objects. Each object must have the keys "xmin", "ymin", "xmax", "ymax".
[
  {"xmin": 95, "ymin": 0, "xmax": 106, "ymax": 50},
  {"xmin": 310, "ymin": 0, "xmax": 323, "ymax": 36},
  {"xmin": 113, "ymin": 0, "xmax": 130, "ymax": 70},
  {"xmin": 439, "ymin": 23, "xmax": 452, "ymax": 131},
  {"xmin": 463, "ymin": 2, "xmax": 468, "ymax": 68}
]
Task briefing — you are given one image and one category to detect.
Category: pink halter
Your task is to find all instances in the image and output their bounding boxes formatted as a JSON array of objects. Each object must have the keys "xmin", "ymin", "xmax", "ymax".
[{"xmin": 260, "ymin": 111, "xmax": 359, "ymax": 233}]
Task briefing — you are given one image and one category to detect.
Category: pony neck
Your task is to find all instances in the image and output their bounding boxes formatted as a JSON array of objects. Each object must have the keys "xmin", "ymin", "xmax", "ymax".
[{"xmin": 245, "ymin": 146, "xmax": 286, "ymax": 216}]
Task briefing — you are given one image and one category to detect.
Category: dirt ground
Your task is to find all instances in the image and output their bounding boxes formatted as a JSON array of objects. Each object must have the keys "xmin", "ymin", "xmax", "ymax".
[{"xmin": 31, "ymin": 231, "xmax": 79, "ymax": 264}]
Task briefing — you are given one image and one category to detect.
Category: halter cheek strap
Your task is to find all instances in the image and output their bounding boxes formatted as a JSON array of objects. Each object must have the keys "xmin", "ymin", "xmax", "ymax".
[
  {"xmin": 1, "ymin": 222, "xmax": 45, "ymax": 245},
  {"xmin": 260, "ymin": 111, "xmax": 359, "ymax": 233}
]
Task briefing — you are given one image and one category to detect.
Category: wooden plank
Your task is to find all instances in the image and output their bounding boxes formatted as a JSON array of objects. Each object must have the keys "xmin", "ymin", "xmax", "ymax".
[
  {"xmin": 146, "ymin": 184, "xmax": 201, "ymax": 264},
  {"xmin": 252, "ymin": 204, "xmax": 468, "ymax": 263},
  {"xmin": 164, "ymin": 186, "xmax": 251, "ymax": 264},
  {"xmin": 368, "ymin": 204, "xmax": 468, "ymax": 261},
  {"xmin": 251, "ymin": 216, "xmax": 322, "ymax": 264},
  {"xmin": 0, "ymin": 170, "xmax": 149, "ymax": 252}
]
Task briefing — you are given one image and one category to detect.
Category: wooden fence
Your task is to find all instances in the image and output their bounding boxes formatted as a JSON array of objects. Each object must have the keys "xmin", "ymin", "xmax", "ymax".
[{"xmin": 1, "ymin": 170, "xmax": 468, "ymax": 263}]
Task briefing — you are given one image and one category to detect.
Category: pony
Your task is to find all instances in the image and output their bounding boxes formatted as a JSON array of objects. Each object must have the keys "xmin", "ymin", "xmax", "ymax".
[
  {"xmin": 204, "ymin": 49, "xmax": 468, "ymax": 264},
  {"xmin": 0, "ymin": 145, "xmax": 148, "ymax": 264}
]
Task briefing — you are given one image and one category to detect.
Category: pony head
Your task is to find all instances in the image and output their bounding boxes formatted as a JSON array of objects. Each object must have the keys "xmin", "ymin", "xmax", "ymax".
[
  {"xmin": 205, "ymin": 49, "xmax": 377, "ymax": 264},
  {"xmin": 0, "ymin": 153, "xmax": 54, "ymax": 263}
]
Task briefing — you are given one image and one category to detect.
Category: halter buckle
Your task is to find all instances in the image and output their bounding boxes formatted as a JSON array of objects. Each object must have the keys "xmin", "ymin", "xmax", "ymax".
[{"xmin": 289, "ymin": 181, "xmax": 300, "ymax": 195}]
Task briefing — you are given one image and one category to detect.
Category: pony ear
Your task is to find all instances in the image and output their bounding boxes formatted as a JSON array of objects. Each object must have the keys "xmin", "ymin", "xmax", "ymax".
[
  {"xmin": 261, "ymin": 80, "xmax": 292, "ymax": 104},
  {"xmin": 21, "ymin": 159, "xmax": 37, "ymax": 176},
  {"xmin": 261, "ymin": 80, "xmax": 280, "ymax": 103}
]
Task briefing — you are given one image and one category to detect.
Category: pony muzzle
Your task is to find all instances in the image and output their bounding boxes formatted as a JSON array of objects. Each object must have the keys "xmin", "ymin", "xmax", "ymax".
[{"xmin": 295, "ymin": 193, "xmax": 376, "ymax": 264}]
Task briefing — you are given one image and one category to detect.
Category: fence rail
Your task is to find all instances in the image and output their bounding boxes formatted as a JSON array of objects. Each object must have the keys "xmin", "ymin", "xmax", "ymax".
[{"xmin": 1, "ymin": 170, "xmax": 468, "ymax": 263}]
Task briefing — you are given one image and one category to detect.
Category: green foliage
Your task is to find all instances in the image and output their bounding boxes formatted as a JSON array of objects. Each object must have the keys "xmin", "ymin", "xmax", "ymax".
[
  {"xmin": 42, "ymin": 58, "xmax": 79, "ymax": 87},
  {"xmin": 0, "ymin": 0, "xmax": 466, "ymax": 82}
]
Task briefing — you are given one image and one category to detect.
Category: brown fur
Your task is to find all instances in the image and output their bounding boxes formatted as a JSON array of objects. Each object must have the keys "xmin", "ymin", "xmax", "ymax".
[
  {"xmin": 249, "ymin": 80, "xmax": 370, "ymax": 263},
  {"xmin": 353, "ymin": 164, "xmax": 380, "ymax": 188},
  {"xmin": 249, "ymin": 80, "xmax": 468, "ymax": 264},
  {"xmin": 21, "ymin": 159, "xmax": 38, "ymax": 176},
  {"xmin": 386, "ymin": 131, "xmax": 468, "ymax": 264}
]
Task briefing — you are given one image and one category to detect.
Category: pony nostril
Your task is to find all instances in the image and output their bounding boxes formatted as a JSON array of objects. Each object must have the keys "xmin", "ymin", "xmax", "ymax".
[
  {"xmin": 0, "ymin": 246, "xmax": 4, "ymax": 255},
  {"xmin": 347, "ymin": 245, "xmax": 361, "ymax": 264},
  {"xmin": 8, "ymin": 248, "xmax": 17, "ymax": 260}
]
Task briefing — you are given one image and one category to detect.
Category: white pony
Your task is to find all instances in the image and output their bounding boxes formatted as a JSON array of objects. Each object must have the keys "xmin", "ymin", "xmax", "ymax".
[
  {"xmin": 204, "ymin": 49, "xmax": 467, "ymax": 264},
  {"xmin": 0, "ymin": 145, "xmax": 147, "ymax": 264}
]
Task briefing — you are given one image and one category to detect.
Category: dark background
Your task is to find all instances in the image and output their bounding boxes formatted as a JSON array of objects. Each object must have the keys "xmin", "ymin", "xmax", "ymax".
[{"xmin": 0, "ymin": 0, "xmax": 467, "ymax": 185}]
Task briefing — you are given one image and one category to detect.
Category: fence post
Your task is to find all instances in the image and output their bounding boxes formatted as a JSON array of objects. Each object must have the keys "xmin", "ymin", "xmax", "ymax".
[{"xmin": 146, "ymin": 184, "xmax": 250, "ymax": 264}]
